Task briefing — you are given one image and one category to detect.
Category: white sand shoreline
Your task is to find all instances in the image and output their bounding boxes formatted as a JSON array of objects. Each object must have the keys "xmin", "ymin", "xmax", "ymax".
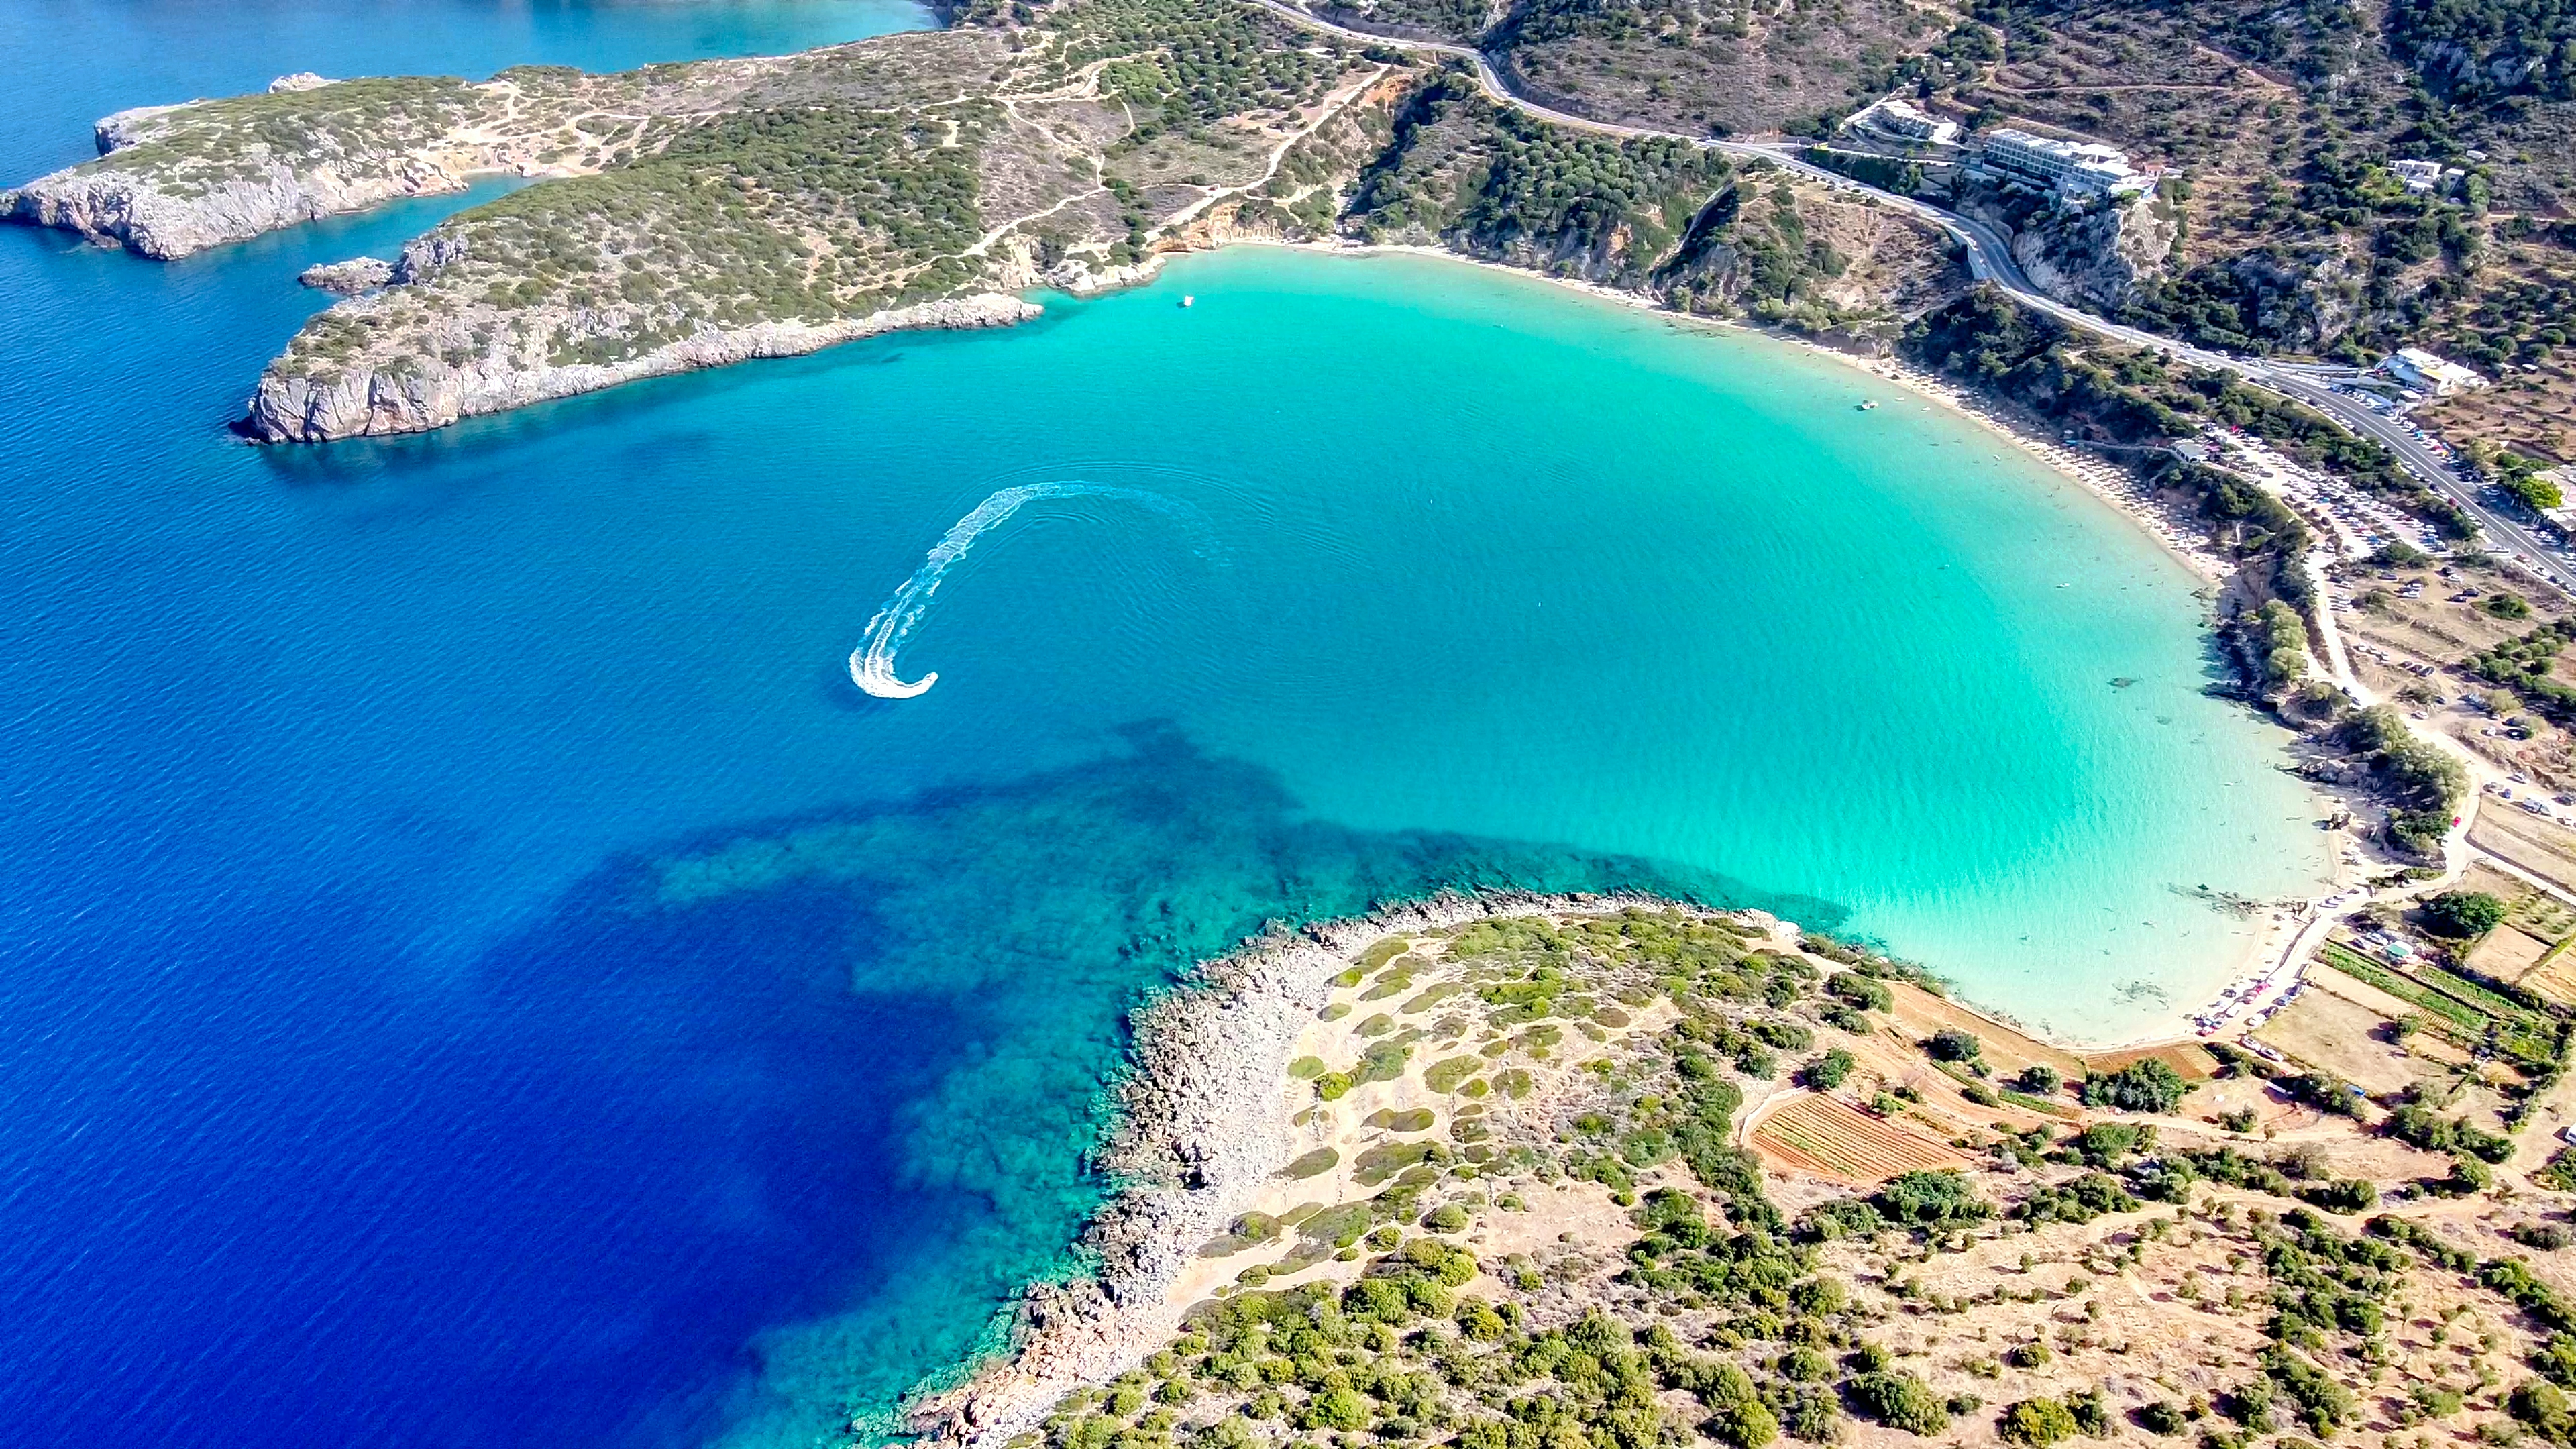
[
  {"xmin": 1193, "ymin": 237, "xmax": 2332, "ymax": 1052},
  {"xmin": 1052, "ymin": 235, "xmax": 2340, "ymax": 1051},
  {"xmin": 1208, "ymin": 236, "xmax": 2242, "ymax": 591}
]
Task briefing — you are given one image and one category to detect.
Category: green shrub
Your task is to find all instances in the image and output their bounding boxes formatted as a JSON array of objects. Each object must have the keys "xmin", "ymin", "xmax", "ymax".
[
  {"xmin": 2424, "ymin": 891, "xmax": 2508, "ymax": 938},
  {"xmin": 2070, "ymin": 1386, "xmax": 2111, "ymax": 1436},
  {"xmin": 1848, "ymin": 1371, "xmax": 1950, "ymax": 1435},
  {"xmin": 2081, "ymin": 1059, "xmax": 2191, "ymax": 1114},
  {"xmin": 1790, "ymin": 1277, "xmax": 1847, "ymax": 1316},
  {"xmin": 2297, "ymin": 1178, "xmax": 2379, "ymax": 1214},
  {"xmin": 1711, "ymin": 1398, "xmax": 1780, "ymax": 1449},
  {"xmin": 1301, "ymin": 1385, "xmax": 1369, "ymax": 1431},
  {"xmin": 1281, "ymin": 1147, "xmax": 1338, "ymax": 1179},
  {"xmin": 1870, "ymin": 1170, "xmax": 1992, "ymax": 1231},
  {"xmin": 1827, "ymin": 972, "xmax": 1892, "ymax": 1011},
  {"xmin": 2514, "ymin": 1381, "xmax": 2575, "ymax": 1442},
  {"xmin": 2003, "ymin": 1398, "xmax": 2080, "ymax": 1447},
  {"xmin": 1801, "ymin": 1049, "xmax": 1856, "ymax": 1091},
  {"xmin": 1780, "ymin": 1347, "xmax": 1832, "ymax": 1381}
]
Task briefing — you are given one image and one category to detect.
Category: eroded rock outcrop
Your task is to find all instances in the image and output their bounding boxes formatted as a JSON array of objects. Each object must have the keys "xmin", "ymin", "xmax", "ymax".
[
  {"xmin": 1, "ymin": 156, "xmax": 472, "ymax": 259},
  {"xmin": 244, "ymin": 292, "xmax": 1038, "ymax": 441},
  {"xmin": 297, "ymin": 256, "xmax": 395, "ymax": 293},
  {"xmin": 2006, "ymin": 188, "xmax": 2178, "ymax": 313},
  {"xmin": 1, "ymin": 74, "xmax": 519, "ymax": 258}
]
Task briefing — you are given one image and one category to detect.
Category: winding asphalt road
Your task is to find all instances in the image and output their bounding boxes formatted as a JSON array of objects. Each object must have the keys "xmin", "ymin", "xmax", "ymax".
[{"xmin": 1253, "ymin": 0, "xmax": 2567, "ymax": 590}]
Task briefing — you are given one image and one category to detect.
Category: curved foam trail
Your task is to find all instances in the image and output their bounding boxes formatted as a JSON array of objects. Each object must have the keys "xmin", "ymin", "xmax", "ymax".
[{"xmin": 851, "ymin": 482, "xmax": 1195, "ymax": 699}]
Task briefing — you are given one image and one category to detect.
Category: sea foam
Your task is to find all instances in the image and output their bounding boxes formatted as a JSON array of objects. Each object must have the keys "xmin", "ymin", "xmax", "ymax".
[{"xmin": 851, "ymin": 482, "xmax": 1197, "ymax": 698}]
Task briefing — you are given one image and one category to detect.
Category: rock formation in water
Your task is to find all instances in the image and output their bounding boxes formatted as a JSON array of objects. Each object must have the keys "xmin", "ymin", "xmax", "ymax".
[
  {"xmin": 249, "ymin": 291, "xmax": 1037, "ymax": 441},
  {"xmin": 297, "ymin": 256, "xmax": 394, "ymax": 293}
]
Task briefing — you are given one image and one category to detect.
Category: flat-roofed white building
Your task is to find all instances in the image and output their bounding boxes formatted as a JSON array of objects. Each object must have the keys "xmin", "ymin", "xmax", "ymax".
[
  {"xmin": 2391, "ymin": 159, "xmax": 2446, "ymax": 193},
  {"xmin": 1870, "ymin": 99, "xmax": 1959, "ymax": 146},
  {"xmin": 1979, "ymin": 127, "xmax": 2144, "ymax": 197},
  {"xmin": 2378, "ymin": 347, "xmax": 2487, "ymax": 396}
]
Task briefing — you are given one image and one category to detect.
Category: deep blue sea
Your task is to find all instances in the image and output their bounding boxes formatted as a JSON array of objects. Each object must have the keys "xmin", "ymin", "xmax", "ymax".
[{"xmin": 0, "ymin": 5, "xmax": 2332, "ymax": 1447}]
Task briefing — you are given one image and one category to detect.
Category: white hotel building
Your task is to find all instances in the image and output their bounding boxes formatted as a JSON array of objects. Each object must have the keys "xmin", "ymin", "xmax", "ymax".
[{"xmin": 1978, "ymin": 128, "xmax": 2147, "ymax": 199}]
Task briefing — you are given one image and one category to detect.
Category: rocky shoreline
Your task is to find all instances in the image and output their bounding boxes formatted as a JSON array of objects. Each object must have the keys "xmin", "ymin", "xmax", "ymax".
[
  {"xmin": 241, "ymin": 290, "xmax": 1038, "ymax": 441},
  {"xmin": 0, "ymin": 125, "xmax": 479, "ymax": 260},
  {"xmin": 902, "ymin": 888, "xmax": 1760, "ymax": 1449}
]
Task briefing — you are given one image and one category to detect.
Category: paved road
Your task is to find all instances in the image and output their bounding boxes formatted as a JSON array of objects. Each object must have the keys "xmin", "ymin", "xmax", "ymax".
[
  {"xmin": 2260, "ymin": 369, "xmax": 2568, "ymax": 585},
  {"xmin": 1252, "ymin": 0, "xmax": 2568, "ymax": 589}
]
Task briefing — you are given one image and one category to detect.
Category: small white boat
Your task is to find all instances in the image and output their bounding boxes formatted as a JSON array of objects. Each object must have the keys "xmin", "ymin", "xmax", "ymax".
[{"xmin": 1181, "ymin": 295, "xmax": 1194, "ymax": 308}]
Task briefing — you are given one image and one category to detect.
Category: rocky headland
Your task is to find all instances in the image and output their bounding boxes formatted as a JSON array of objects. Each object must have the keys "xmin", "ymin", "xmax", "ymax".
[
  {"xmin": 0, "ymin": 0, "xmax": 1963, "ymax": 444},
  {"xmin": 906, "ymin": 890, "xmax": 1754, "ymax": 1449},
  {"xmin": 0, "ymin": 7, "xmax": 1403, "ymax": 441},
  {"xmin": 898, "ymin": 894, "xmax": 2576, "ymax": 1449}
]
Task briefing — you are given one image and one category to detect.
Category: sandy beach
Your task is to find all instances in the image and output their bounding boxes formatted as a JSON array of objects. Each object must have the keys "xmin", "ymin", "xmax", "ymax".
[{"xmin": 1171, "ymin": 234, "xmax": 2250, "ymax": 595}]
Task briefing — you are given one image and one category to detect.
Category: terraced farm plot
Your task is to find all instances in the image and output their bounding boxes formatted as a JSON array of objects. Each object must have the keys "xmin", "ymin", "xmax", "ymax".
[
  {"xmin": 1749, "ymin": 1092, "xmax": 1968, "ymax": 1183},
  {"xmin": 2521, "ymin": 944, "xmax": 2576, "ymax": 1010},
  {"xmin": 2467, "ymin": 924, "xmax": 2553, "ymax": 986},
  {"xmin": 2314, "ymin": 943, "xmax": 2494, "ymax": 1036},
  {"xmin": 2510, "ymin": 894, "xmax": 2576, "ymax": 944}
]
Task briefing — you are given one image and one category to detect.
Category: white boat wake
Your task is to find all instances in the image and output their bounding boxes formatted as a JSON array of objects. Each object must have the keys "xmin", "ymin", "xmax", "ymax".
[{"xmin": 850, "ymin": 482, "xmax": 1197, "ymax": 699}]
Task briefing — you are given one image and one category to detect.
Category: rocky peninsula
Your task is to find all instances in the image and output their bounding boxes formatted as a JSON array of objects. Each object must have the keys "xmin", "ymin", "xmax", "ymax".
[
  {"xmin": 904, "ymin": 894, "xmax": 2576, "ymax": 1449},
  {"xmin": 910, "ymin": 890, "xmax": 1727, "ymax": 1447},
  {"xmin": 1, "ymin": 0, "xmax": 1953, "ymax": 443}
]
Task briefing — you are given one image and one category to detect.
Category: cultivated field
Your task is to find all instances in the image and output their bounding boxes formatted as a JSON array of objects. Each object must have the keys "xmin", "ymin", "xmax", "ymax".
[{"xmin": 1747, "ymin": 1091, "xmax": 1968, "ymax": 1183}]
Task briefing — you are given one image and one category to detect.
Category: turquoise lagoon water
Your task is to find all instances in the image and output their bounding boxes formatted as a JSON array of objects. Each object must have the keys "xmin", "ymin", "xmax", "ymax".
[{"xmin": 0, "ymin": 6, "xmax": 2330, "ymax": 1446}]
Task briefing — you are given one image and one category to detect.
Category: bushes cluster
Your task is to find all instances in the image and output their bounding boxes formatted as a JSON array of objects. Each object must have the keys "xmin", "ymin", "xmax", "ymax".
[
  {"xmin": 2385, "ymin": 1102, "xmax": 2515, "ymax": 1162},
  {"xmin": 1799, "ymin": 1049, "xmax": 1856, "ymax": 1091},
  {"xmin": 1870, "ymin": 1170, "xmax": 1994, "ymax": 1232},
  {"xmin": 2013, "ymin": 1171, "xmax": 2138, "ymax": 1224},
  {"xmin": 2259, "ymin": 1209, "xmax": 2406, "ymax": 1349},
  {"xmin": 2424, "ymin": 890, "xmax": 2510, "ymax": 938},
  {"xmin": 1346, "ymin": 73, "xmax": 1729, "ymax": 288},
  {"xmin": 1825, "ymin": 973, "xmax": 1892, "ymax": 1012},
  {"xmin": 2080, "ymin": 1059, "xmax": 2191, "ymax": 1114},
  {"xmin": 1846, "ymin": 1371, "xmax": 1949, "ymax": 1435},
  {"xmin": 2337, "ymin": 706, "xmax": 2469, "ymax": 855}
]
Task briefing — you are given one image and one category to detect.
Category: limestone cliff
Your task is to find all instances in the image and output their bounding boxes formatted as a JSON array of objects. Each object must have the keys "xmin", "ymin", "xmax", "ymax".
[
  {"xmin": 246, "ymin": 292, "xmax": 1038, "ymax": 441},
  {"xmin": 4, "ymin": 76, "xmax": 512, "ymax": 258},
  {"xmin": 2003, "ymin": 188, "xmax": 2179, "ymax": 313}
]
